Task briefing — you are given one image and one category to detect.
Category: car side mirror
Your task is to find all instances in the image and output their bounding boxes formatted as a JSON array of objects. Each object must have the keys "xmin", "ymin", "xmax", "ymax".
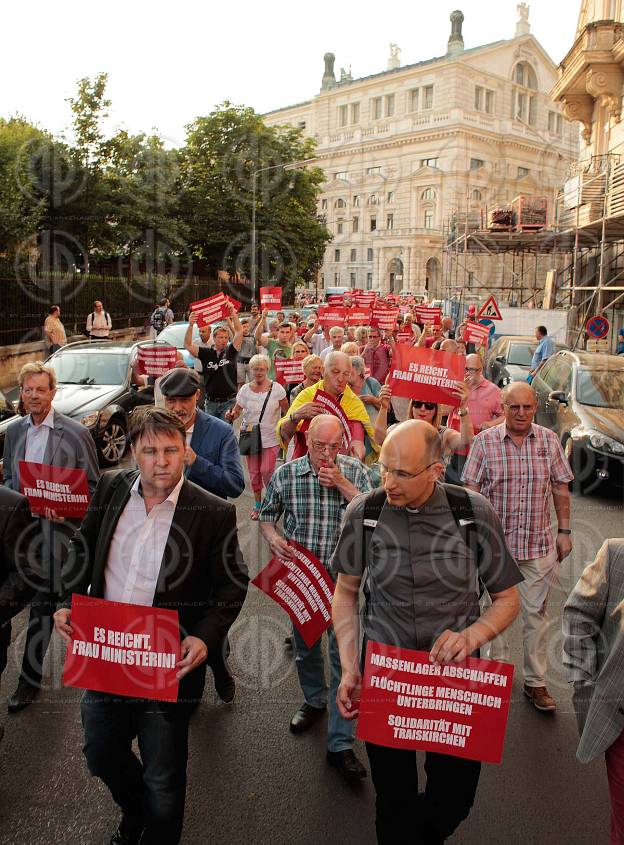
[
  {"xmin": 495, "ymin": 355, "xmax": 505, "ymax": 363},
  {"xmin": 548, "ymin": 390, "xmax": 567, "ymax": 405}
]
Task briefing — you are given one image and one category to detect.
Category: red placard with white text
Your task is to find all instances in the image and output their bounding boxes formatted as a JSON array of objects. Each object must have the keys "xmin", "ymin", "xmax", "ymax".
[
  {"xmin": 356, "ymin": 641, "xmax": 514, "ymax": 764},
  {"xmin": 136, "ymin": 344, "xmax": 178, "ymax": 377},
  {"xmin": 313, "ymin": 389, "xmax": 352, "ymax": 445},
  {"xmin": 347, "ymin": 308, "xmax": 373, "ymax": 326},
  {"xmin": 354, "ymin": 293, "xmax": 376, "ymax": 308},
  {"xmin": 370, "ymin": 305, "xmax": 399, "ymax": 331},
  {"xmin": 260, "ymin": 286, "xmax": 282, "ymax": 309},
  {"xmin": 388, "ymin": 346, "xmax": 465, "ymax": 406},
  {"xmin": 396, "ymin": 329, "xmax": 414, "ymax": 345},
  {"xmin": 62, "ymin": 594, "xmax": 181, "ymax": 702},
  {"xmin": 19, "ymin": 461, "xmax": 90, "ymax": 519},
  {"xmin": 462, "ymin": 322, "xmax": 490, "ymax": 347},
  {"xmin": 318, "ymin": 305, "xmax": 346, "ymax": 328},
  {"xmin": 252, "ymin": 541, "xmax": 334, "ymax": 647},
  {"xmin": 190, "ymin": 293, "xmax": 240, "ymax": 327},
  {"xmin": 414, "ymin": 306, "xmax": 442, "ymax": 325},
  {"xmin": 274, "ymin": 359, "xmax": 304, "ymax": 385},
  {"xmin": 327, "ymin": 295, "xmax": 345, "ymax": 305}
]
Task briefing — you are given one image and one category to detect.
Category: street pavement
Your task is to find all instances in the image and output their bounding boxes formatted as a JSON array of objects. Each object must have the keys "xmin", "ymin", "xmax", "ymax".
[{"xmin": 0, "ymin": 464, "xmax": 621, "ymax": 844}]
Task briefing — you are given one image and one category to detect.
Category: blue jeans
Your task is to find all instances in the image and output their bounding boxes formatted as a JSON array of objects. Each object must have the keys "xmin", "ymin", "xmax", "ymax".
[
  {"xmin": 81, "ymin": 691, "xmax": 190, "ymax": 844},
  {"xmin": 204, "ymin": 398, "xmax": 235, "ymax": 420},
  {"xmin": 292, "ymin": 625, "xmax": 354, "ymax": 753}
]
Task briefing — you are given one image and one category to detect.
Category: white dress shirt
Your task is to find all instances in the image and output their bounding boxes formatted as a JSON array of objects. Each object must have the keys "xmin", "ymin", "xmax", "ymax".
[
  {"xmin": 24, "ymin": 408, "xmax": 55, "ymax": 463},
  {"xmin": 103, "ymin": 474, "xmax": 184, "ymax": 606}
]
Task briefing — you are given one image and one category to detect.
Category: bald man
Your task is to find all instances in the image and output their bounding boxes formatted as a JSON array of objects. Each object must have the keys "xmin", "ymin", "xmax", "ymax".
[
  {"xmin": 463, "ymin": 382, "xmax": 573, "ymax": 713},
  {"xmin": 259, "ymin": 415, "xmax": 374, "ymax": 782},
  {"xmin": 446, "ymin": 353, "xmax": 504, "ymax": 485},
  {"xmin": 331, "ymin": 420, "xmax": 521, "ymax": 843}
]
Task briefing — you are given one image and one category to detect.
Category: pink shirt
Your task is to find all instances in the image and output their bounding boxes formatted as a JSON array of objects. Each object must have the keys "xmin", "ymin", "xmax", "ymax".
[
  {"xmin": 362, "ymin": 343, "xmax": 391, "ymax": 383},
  {"xmin": 449, "ymin": 378, "xmax": 503, "ymax": 455}
]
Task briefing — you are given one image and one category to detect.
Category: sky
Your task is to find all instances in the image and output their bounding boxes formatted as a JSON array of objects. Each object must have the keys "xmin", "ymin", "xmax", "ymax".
[{"xmin": 2, "ymin": 0, "xmax": 580, "ymax": 146}]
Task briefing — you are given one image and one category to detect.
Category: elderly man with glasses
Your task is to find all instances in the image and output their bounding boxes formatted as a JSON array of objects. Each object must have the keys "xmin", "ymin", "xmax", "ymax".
[
  {"xmin": 259, "ymin": 414, "xmax": 373, "ymax": 783},
  {"xmin": 446, "ymin": 353, "xmax": 504, "ymax": 484},
  {"xmin": 462, "ymin": 381, "xmax": 574, "ymax": 713}
]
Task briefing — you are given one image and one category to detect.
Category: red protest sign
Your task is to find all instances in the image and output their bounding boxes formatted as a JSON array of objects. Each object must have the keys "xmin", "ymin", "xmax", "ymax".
[
  {"xmin": 190, "ymin": 293, "xmax": 238, "ymax": 327},
  {"xmin": 463, "ymin": 322, "xmax": 490, "ymax": 347},
  {"xmin": 389, "ymin": 346, "xmax": 465, "ymax": 406},
  {"xmin": 327, "ymin": 294, "xmax": 344, "ymax": 305},
  {"xmin": 136, "ymin": 344, "xmax": 178, "ymax": 377},
  {"xmin": 62, "ymin": 594, "xmax": 180, "ymax": 702},
  {"xmin": 225, "ymin": 294, "xmax": 242, "ymax": 312},
  {"xmin": 252, "ymin": 541, "xmax": 334, "ymax": 647},
  {"xmin": 415, "ymin": 306, "xmax": 442, "ymax": 325},
  {"xmin": 370, "ymin": 305, "xmax": 399, "ymax": 331},
  {"xmin": 19, "ymin": 461, "xmax": 90, "ymax": 519},
  {"xmin": 274, "ymin": 359, "xmax": 304, "ymax": 385},
  {"xmin": 314, "ymin": 389, "xmax": 352, "ymax": 446},
  {"xmin": 354, "ymin": 294, "xmax": 376, "ymax": 308},
  {"xmin": 356, "ymin": 641, "xmax": 514, "ymax": 764},
  {"xmin": 347, "ymin": 308, "xmax": 372, "ymax": 326},
  {"xmin": 318, "ymin": 305, "xmax": 346, "ymax": 328},
  {"xmin": 396, "ymin": 329, "xmax": 414, "ymax": 345},
  {"xmin": 260, "ymin": 286, "xmax": 282, "ymax": 309}
]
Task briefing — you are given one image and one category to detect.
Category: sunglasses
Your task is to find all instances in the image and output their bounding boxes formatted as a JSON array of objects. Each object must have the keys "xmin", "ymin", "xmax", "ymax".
[{"xmin": 412, "ymin": 401, "xmax": 437, "ymax": 410}]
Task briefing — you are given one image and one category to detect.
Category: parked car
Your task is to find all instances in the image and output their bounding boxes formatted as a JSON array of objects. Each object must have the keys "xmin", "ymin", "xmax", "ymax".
[
  {"xmin": 157, "ymin": 321, "xmax": 206, "ymax": 367},
  {"xmin": 484, "ymin": 335, "xmax": 568, "ymax": 387},
  {"xmin": 532, "ymin": 350, "xmax": 624, "ymax": 493},
  {"xmin": 0, "ymin": 387, "xmax": 21, "ymax": 478},
  {"xmin": 46, "ymin": 341, "xmax": 157, "ymax": 466}
]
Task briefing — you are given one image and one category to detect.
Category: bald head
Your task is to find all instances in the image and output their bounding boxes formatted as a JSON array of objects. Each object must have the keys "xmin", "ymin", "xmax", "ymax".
[
  {"xmin": 501, "ymin": 381, "xmax": 537, "ymax": 435},
  {"xmin": 380, "ymin": 420, "xmax": 443, "ymax": 508},
  {"xmin": 382, "ymin": 420, "xmax": 442, "ymax": 467},
  {"xmin": 308, "ymin": 414, "xmax": 342, "ymax": 440},
  {"xmin": 465, "ymin": 354, "xmax": 482, "ymax": 370},
  {"xmin": 501, "ymin": 382, "xmax": 536, "ymax": 406},
  {"xmin": 306, "ymin": 414, "xmax": 344, "ymax": 470},
  {"xmin": 440, "ymin": 339, "xmax": 459, "ymax": 354}
]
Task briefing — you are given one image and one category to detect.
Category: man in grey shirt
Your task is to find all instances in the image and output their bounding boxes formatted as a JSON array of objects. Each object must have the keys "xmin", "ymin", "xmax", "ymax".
[{"xmin": 331, "ymin": 420, "xmax": 521, "ymax": 845}]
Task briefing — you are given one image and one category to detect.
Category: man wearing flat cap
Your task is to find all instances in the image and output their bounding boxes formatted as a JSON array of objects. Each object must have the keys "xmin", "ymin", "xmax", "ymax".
[{"xmin": 159, "ymin": 368, "xmax": 245, "ymax": 702}]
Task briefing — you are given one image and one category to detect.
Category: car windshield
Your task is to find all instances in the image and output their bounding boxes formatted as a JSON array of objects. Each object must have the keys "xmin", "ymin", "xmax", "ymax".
[
  {"xmin": 158, "ymin": 324, "xmax": 200, "ymax": 347},
  {"xmin": 507, "ymin": 343, "xmax": 533, "ymax": 366},
  {"xmin": 50, "ymin": 352, "xmax": 129, "ymax": 385},
  {"xmin": 576, "ymin": 369, "xmax": 624, "ymax": 409}
]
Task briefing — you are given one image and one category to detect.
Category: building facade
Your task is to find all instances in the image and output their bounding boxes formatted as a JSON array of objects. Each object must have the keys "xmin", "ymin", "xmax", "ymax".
[{"xmin": 263, "ymin": 5, "xmax": 578, "ymax": 301}]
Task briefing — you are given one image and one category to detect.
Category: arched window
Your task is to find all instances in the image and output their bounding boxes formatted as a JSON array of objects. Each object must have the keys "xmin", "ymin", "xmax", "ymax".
[
  {"xmin": 471, "ymin": 189, "xmax": 482, "ymax": 202},
  {"xmin": 512, "ymin": 62, "xmax": 538, "ymax": 125},
  {"xmin": 368, "ymin": 193, "xmax": 378, "ymax": 205},
  {"xmin": 514, "ymin": 62, "xmax": 537, "ymax": 90},
  {"xmin": 421, "ymin": 187, "xmax": 436, "ymax": 201},
  {"xmin": 335, "ymin": 198, "xmax": 346, "ymax": 209}
]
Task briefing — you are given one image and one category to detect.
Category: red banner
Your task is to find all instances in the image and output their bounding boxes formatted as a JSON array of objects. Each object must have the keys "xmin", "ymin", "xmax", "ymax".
[
  {"xmin": 19, "ymin": 461, "xmax": 90, "ymax": 519},
  {"xmin": 346, "ymin": 308, "xmax": 373, "ymax": 326},
  {"xmin": 190, "ymin": 293, "xmax": 240, "ymax": 327},
  {"xmin": 388, "ymin": 346, "xmax": 465, "ymax": 406},
  {"xmin": 318, "ymin": 306, "xmax": 346, "ymax": 328},
  {"xmin": 62, "ymin": 594, "xmax": 180, "ymax": 702},
  {"xmin": 356, "ymin": 641, "xmax": 514, "ymax": 764},
  {"xmin": 370, "ymin": 305, "xmax": 399, "ymax": 331},
  {"xmin": 251, "ymin": 541, "xmax": 334, "ymax": 647},
  {"xmin": 274, "ymin": 359, "xmax": 304, "ymax": 385},
  {"xmin": 136, "ymin": 344, "xmax": 178, "ymax": 377},
  {"xmin": 462, "ymin": 322, "xmax": 490, "ymax": 347},
  {"xmin": 260, "ymin": 286, "xmax": 282, "ymax": 309},
  {"xmin": 414, "ymin": 306, "xmax": 442, "ymax": 325},
  {"xmin": 313, "ymin": 389, "xmax": 352, "ymax": 446}
]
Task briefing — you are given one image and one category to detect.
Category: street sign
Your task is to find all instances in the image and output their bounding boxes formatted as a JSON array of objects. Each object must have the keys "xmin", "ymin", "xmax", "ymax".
[
  {"xmin": 478, "ymin": 295, "xmax": 503, "ymax": 320},
  {"xmin": 586, "ymin": 339, "xmax": 610, "ymax": 353},
  {"xmin": 586, "ymin": 315, "xmax": 610, "ymax": 339}
]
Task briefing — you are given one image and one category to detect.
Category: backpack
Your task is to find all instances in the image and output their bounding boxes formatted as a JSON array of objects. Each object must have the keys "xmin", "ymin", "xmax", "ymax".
[
  {"xmin": 88, "ymin": 311, "xmax": 110, "ymax": 330},
  {"xmin": 150, "ymin": 308, "xmax": 166, "ymax": 335}
]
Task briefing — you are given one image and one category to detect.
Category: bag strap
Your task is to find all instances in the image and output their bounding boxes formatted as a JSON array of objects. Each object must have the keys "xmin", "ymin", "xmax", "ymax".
[{"xmin": 257, "ymin": 382, "xmax": 274, "ymax": 424}]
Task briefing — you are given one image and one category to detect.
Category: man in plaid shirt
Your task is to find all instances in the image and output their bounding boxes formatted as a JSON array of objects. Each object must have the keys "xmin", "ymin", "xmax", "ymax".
[
  {"xmin": 259, "ymin": 414, "xmax": 373, "ymax": 781},
  {"xmin": 462, "ymin": 381, "xmax": 573, "ymax": 713}
]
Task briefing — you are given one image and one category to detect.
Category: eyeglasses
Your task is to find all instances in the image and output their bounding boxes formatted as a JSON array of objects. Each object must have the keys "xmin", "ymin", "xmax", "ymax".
[
  {"xmin": 465, "ymin": 367, "xmax": 482, "ymax": 373},
  {"xmin": 379, "ymin": 461, "xmax": 439, "ymax": 481},
  {"xmin": 311, "ymin": 440, "xmax": 342, "ymax": 452},
  {"xmin": 504, "ymin": 404, "xmax": 535, "ymax": 414},
  {"xmin": 412, "ymin": 401, "xmax": 437, "ymax": 411}
]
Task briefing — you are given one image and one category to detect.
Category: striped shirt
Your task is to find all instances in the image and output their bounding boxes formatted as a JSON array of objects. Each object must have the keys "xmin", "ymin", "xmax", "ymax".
[
  {"xmin": 259, "ymin": 454, "xmax": 374, "ymax": 566},
  {"xmin": 462, "ymin": 423, "xmax": 573, "ymax": 560}
]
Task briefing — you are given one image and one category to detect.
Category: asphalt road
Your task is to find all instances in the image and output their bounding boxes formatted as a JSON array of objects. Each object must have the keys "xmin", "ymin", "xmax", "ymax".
[{"xmin": 0, "ymin": 470, "xmax": 621, "ymax": 845}]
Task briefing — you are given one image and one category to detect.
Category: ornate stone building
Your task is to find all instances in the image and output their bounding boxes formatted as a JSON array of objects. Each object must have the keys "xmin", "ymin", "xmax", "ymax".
[{"xmin": 263, "ymin": 5, "xmax": 578, "ymax": 299}]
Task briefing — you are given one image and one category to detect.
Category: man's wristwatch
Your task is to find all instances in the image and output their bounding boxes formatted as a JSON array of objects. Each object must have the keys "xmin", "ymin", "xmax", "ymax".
[
  {"xmin": 557, "ymin": 529, "xmax": 572, "ymax": 535},
  {"xmin": 289, "ymin": 412, "xmax": 297, "ymax": 424},
  {"xmin": 457, "ymin": 408, "xmax": 468, "ymax": 417}
]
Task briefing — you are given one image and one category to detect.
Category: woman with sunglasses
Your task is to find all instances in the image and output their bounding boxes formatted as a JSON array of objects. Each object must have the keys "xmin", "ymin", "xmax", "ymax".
[{"xmin": 374, "ymin": 381, "xmax": 473, "ymax": 460}]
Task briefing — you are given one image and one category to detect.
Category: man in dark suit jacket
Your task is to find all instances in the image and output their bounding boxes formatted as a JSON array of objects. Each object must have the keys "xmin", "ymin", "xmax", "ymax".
[
  {"xmin": 54, "ymin": 407, "xmax": 248, "ymax": 845},
  {"xmin": 159, "ymin": 368, "xmax": 245, "ymax": 703},
  {"xmin": 3, "ymin": 361, "xmax": 99, "ymax": 711}
]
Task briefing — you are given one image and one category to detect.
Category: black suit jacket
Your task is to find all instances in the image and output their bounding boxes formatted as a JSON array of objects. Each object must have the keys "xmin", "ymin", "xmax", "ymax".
[
  {"xmin": 60, "ymin": 469, "xmax": 249, "ymax": 703},
  {"xmin": 0, "ymin": 486, "xmax": 43, "ymax": 627}
]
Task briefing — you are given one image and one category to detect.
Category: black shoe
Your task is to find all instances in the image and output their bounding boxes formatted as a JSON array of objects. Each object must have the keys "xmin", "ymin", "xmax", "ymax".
[
  {"xmin": 326, "ymin": 748, "xmax": 368, "ymax": 782},
  {"xmin": 7, "ymin": 681, "xmax": 39, "ymax": 713},
  {"xmin": 110, "ymin": 817, "xmax": 144, "ymax": 845},
  {"xmin": 289, "ymin": 702, "xmax": 326, "ymax": 734},
  {"xmin": 214, "ymin": 670, "xmax": 236, "ymax": 704},
  {"xmin": 284, "ymin": 636, "xmax": 294, "ymax": 649}
]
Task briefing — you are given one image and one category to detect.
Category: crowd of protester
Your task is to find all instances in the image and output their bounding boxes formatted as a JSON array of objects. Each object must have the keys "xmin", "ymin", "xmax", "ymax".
[{"xmin": 1, "ymin": 295, "xmax": 623, "ymax": 845}]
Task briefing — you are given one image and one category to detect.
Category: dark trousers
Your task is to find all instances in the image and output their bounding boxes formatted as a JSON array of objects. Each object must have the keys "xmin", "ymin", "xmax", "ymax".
[
  {"xmin": 0, "ymin": 622, "xmax": 10, "ymax": 680},
  {"xmin": 444, "ymin": 453, "xmax": 467, "ymax": 486},
  {"xmin": 81, "ymin": 691, "xmax": 191, "ymax": 845},
  {"xmin": 366, "ymin": 742, "xmax": 481, "ymax": 844}
]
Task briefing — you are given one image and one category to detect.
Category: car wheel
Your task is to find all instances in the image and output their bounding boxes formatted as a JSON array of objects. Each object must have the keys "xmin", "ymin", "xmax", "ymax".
[
  {"xmin": 98, "ymin": 418, "xmax": 127, "ymax": 466},
  {"xmin": 563, "ymin": 435, "xmax": 601, "ymax": 496}
]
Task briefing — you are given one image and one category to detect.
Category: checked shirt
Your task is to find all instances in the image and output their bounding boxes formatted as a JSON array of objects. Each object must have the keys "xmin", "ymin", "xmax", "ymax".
[
  {"xmin": 259, "ymin": 454, "xmax": 373, "ymax": 565},
  {"xmin": 462, "ymin": 422, "xmax": 573, "ymax": 560}
]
